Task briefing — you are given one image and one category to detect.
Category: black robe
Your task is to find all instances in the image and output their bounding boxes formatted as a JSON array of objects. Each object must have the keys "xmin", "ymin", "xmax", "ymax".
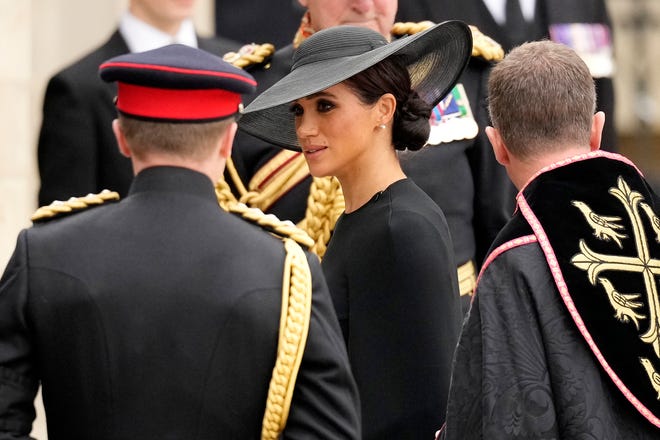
[{"xmin": 441, "ymin": 151, "xmax": 660, "ymax": 438}]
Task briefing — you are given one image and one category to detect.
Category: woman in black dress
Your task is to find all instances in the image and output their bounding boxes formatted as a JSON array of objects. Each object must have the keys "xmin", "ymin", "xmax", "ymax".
[{"xmin": 239, "ymin": 22, "xmax": 471, "ymax": 439}]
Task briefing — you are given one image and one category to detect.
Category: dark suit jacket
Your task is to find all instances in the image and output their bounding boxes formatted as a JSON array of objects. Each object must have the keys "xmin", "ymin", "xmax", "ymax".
[
  {"xmin": 37, "ymin": 31, "xmax": 241, "ymax": 206},
  {"xmin": 214, "ymin": 0, "xmax": 305, "ymax": 49},
  {"xmin": 0, "ymin": 166, "xmax": 361, "ymax": 440},
  {"xmin": 395, "ymin": 0, "xmax": 618, "ymax": 151}
]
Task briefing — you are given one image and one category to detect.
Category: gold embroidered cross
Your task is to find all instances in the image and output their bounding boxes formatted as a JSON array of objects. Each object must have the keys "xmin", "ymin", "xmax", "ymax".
[{"xmin": 572, "ymin": 177, "xmax": 660, "ymax": 356}]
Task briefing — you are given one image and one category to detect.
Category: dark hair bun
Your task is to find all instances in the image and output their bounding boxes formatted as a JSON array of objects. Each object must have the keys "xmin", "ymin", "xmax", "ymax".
[{"xmin": 392, "ymin": 91, "xmax": 432, "ymax": 151}]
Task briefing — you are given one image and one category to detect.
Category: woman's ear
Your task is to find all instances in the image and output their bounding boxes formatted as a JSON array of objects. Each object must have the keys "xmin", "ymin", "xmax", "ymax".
[{"xmin": 376, "ymin": 93, "xmax": 397, "ymax": 127}]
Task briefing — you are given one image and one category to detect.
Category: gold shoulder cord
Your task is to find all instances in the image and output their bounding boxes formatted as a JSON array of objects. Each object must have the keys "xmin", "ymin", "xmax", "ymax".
[
  {"xmin": 218, "ymin": 198, "xmax": 314, "ymax": 439},
  {"xmin": 30, "ymin": 190, "xmax": 120, "ymax": 222}
]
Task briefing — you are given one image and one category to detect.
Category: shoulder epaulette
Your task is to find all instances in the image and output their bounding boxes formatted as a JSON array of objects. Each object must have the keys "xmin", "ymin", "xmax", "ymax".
[
  {"xmin": 226, "ymin": 202, "xmax": 315, "ymax": 249},
  {"xmin": 468, "ymin": 25, "xmax": 504, "ymax": 62},
  {"xmin": 390, "ymin": 21, "xmax": 435, "ymax": 38},
  {"xmin": 31, "ymin": 189, "xmax": 120, "ymax": 223},
  {"xmin": 391, "ymin": 21, "xmax": 504, "ymax": 62},
  {"xmin": 223, "ymin": 43, "xmax": 276, "ymax": 70}
]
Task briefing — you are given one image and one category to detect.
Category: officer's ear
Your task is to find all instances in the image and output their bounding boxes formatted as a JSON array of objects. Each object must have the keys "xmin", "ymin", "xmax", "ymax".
[
  {"xmin": 112, "ymin": 119, "xmax": 131, "ymax": 158},
  {"xmin": 486, "ymin": 125, "xmax": 510, "ymax": 166},
  {"xmin": 590, "ymin": 111, "xmax": 605, "ymax": 152},
  {"xmin": 219, "ymin": 121, "xmax": 238, "ymax": 160}
]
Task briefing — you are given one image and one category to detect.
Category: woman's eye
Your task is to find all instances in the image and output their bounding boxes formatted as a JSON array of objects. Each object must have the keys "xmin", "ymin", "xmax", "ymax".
[
  {"xmin": 317, "ymin": 100, "xmax": 334, "ymax": 112},
  {"xmin": 289, "ymin": 103, "xmax": 303, "ymax": 117}
]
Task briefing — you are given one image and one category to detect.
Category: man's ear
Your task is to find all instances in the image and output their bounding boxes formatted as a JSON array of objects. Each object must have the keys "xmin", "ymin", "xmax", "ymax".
[
  {"xmin": 112, "ymin": 119, "xmax": 131, "ymax": 158},
  {"xmin": 486, "ymin": 126, "xmax": 510, "ymax": 166},
  {"xmin": 219, "ymin": 121, "xmax": 238, "ymax": 159},
  {"xmin": 590, "ymin": 111, "xmax": 605, "ymax": 151}
]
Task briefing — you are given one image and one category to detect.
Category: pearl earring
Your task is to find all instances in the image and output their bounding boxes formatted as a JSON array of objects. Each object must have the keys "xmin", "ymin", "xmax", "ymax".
[{"xmin": 378, "ymin": 124, "xmax": 386, "ymax": 129}]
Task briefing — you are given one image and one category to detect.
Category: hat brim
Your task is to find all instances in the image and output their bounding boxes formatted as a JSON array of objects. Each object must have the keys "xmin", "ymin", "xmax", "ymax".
[{"xmin": 239, "ymin": 20, "xmax": 473, "ymax": 151}]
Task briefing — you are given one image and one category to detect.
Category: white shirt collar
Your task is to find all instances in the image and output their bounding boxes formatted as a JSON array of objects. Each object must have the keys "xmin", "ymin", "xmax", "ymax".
[
  {"xmin": 482, "ymin": 0, "xmax": 537, "ymax": 25},
  {"xmin": 119, "ymin": 11, "xmax": 198, "ymax": 53}
]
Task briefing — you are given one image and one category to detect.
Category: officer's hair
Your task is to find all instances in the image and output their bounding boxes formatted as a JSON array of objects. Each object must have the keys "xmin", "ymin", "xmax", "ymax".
[
  {"xmin": 488, "ymin": 40, "xmax": 596, "ymax": 159},
  {"xmin": 118, "ymin": 115, "xmax": 233, "ymax": 160},
  {"xmin": 344, "ymin": 55, "xmax": 432, "ymax": 152}
]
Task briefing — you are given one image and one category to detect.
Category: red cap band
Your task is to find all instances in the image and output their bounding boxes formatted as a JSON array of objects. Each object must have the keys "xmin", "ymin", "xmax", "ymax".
[{"xmin": 116, "ymin": 83, "xmax": 242, "ymax": 121}]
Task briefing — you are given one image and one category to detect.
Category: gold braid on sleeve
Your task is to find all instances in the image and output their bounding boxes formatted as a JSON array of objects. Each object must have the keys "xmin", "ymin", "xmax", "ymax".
[{"xmin": 217, "ymin": 199, "xmax": 313, "ymax": 439}]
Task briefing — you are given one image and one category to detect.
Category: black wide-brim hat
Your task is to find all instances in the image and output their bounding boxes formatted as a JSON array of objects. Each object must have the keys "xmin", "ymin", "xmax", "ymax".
[{"xmin": 239, "ymin": 20, "xmax": 472, "ymax": 151}]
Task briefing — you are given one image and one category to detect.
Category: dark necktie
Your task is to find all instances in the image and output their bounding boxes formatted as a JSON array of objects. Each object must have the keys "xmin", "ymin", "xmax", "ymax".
[{"xmin": 505, "ymin": 0, "xmax": 529, "ymax": 48}]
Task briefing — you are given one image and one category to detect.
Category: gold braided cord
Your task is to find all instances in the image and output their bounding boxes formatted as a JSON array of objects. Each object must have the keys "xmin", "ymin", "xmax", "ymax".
[
  {"xmin": 223, "ymin": 43, "xmax": 276, "ymax": 69},
  {"xmin": 390, "ymin": 21, "xmax": 504, "ymax": 62},
  {"xmin": 225, "ymin": 157, "xmax": 249, "ymax": 197},
  {"xmin": 260, "ymin": 238, "xmax": 312, "ymax": 440},
  {"xmin": 30, "ymin": 190, "xmax": 120, "ymax": 222},
  {"xmin": 242, "ymin": 152, "xmax": 310, "ymax": 213},
  {"xmin": 297, "ymin": 177, "xmax": 344, "ymax": 258},
  {"xmin": 214, "ymin": 179, "xmax": 239, "ymax": 211},
  {"xmin": 214, "ymin": 197, "xmax": 313, "ymax": 439},
  {"xmin": 226, "ymin": 202, "xmax": 315, "ymax": 249}
]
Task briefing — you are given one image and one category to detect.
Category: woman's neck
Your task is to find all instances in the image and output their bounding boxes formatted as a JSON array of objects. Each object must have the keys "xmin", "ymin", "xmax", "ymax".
[{"xmin": 338, "ymin": 150, "xmax": 406, "ymax": 213}]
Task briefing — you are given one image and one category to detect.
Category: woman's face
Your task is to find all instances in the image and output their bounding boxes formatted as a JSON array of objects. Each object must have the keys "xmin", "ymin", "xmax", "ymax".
[
  {"xmin": 299, "ymin": 0, "xmax": 397, "ymax": 38},
  {"xmin": 291, "ymin": 83, "xmax": 381, "ymax": 179}
]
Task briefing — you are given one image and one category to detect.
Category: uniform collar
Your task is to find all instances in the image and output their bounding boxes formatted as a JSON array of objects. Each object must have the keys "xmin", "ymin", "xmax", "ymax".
[{"xmin": 128, "ymin": 166, "xmax": 217, "ymax": 203}]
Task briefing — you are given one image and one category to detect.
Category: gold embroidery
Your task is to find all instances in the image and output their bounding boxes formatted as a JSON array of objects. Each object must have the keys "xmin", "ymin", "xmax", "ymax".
[
  {"xmin": 571, "ymin": 177, "xmax": 660, "ymax": 362},
  {"xmin": 640, "ymin": 357, "xmax": 660, "ymax": 399}
]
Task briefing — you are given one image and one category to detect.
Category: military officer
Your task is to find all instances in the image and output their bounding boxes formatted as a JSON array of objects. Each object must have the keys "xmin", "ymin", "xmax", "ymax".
[{"xmin": 0, "ymin": 44, "xmax": 360, "ymax": 439}]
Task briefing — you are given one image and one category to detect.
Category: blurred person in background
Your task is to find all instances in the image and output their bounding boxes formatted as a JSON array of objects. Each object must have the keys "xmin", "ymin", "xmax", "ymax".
[
  {"xmin": 214, "ymin": 0, "xmax": 305, "ymax": 48},
  {"xmin": 396, "ymin": 0, "xmax": 618, "ymax": 151},
  {"xmin": 37, "ymin": 0, "xmax": 242, "ymax": 206}
]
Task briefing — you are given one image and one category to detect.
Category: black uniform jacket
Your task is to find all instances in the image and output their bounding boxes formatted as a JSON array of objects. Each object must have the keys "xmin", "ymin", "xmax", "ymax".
[
  {"xmin": 396, "ymin": 0, "xmax": 618, "ymax": 150},
  {"xmin": 37, "ymin": 31, "xmax": 241, "ymax": 206},
  {"xmin": 0, "ymin": 166, "xmax": 361, "ymax": 440}
]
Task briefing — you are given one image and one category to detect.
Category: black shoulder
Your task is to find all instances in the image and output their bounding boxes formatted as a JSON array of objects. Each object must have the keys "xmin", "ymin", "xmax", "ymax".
[{"xmin": 31, "ymin": 190, "xmax": 120, "ymax": 224}]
